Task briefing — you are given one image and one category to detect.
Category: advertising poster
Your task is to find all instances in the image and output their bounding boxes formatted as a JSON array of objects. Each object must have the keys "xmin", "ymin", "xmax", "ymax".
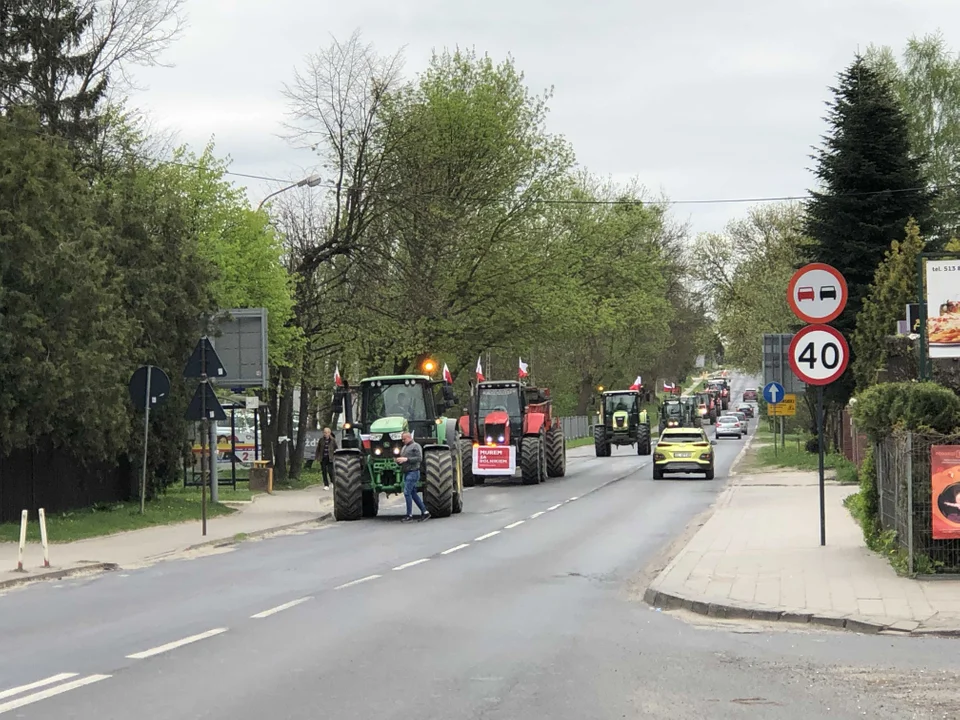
[
  {"xmin": 473, "ymin": 445, "xmax": 516, "ymax": 475},
  {"xmin": 925, "ymin": 259, "xmax": 960, "ymax": 358},
  {"xmin": 932, "ymin": 445, "xmax": 960, "ymax": 540}
]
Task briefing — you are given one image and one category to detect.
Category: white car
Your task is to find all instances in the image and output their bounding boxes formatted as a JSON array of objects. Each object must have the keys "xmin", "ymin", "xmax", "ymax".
[{"xmin": 715, "ymin": 415, "xmax": 743, "ymax": 439}]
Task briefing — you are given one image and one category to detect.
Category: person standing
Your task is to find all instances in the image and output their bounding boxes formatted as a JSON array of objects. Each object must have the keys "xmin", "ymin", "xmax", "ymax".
[
  {"xmin": 315, "ymin": 427, "xmax": 337, "ymax": 490},
  {"xmin": 396, "ymin": 431, "xmax": 429, "ymax": 523}
]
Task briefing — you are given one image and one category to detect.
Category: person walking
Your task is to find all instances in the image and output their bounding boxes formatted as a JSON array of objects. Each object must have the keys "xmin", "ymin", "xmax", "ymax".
[
  {"xmin": 396, "ymin": 431, "xmax": 429, "ymax": 523},
  {"xmin": 315, "ymin": 427, "xmax": 337, "ymax": 490}
]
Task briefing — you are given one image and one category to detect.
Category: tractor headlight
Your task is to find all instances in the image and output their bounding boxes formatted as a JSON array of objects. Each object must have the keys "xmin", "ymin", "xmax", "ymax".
[
  {"xmin": 498, "ymin": 435, "xmax": 504, "ymax": 443},
  {"xmin": 393, "ymin": 447, "xmax": 400, "ymax": 455},
  {"xmin": 389, "ymin": 432, "xmax": 403, "ymax": 440},
  {"xmin": 369, "ymin": 433, "xmax": 382, "ymax": 441},
  {"xmin": 374, "ymin": 448, "xmax": 382, "ymax": 455},
  {"xmin": 486, "ymin": 436, "xmax": 492, "ymax": 443}
]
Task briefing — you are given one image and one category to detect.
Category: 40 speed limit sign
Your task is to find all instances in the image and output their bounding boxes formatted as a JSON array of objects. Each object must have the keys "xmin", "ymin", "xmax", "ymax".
[{"xmin": 788, "ymin": 324, "xmax": 849, "ymax": 385}]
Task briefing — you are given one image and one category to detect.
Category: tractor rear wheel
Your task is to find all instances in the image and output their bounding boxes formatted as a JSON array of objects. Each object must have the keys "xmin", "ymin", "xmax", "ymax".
[
  {"xmin": 362, "ymin": 489, "xmax": 379, "ymax": 517},
  {"xmin": 637, "ymin": 424, "xmax": 651, "ymax": 456},
  {"xmin": 521, "ymin": 435, "xmax": 543, "ymax": 485},
  {"xmin": 594, "ymin": 425, "xmax": 608, "ymax": 457},
  {"xmin": 546, "ymin": 426, "xmax": 566, "ymax": 477},
  {"xmin": 459, "ymin": 438, "xmax": 475, "ymax": 487},
  {"xmin": 333, "ymin": 453, "xmax": 363, "ymax": 521},
  {"xmin": 452, "ymin": 449, "xmax": 464, "ymax": 514},
  {"xmin": 423, "ymin": 448, "xmax": 454, "ymax": 517}
]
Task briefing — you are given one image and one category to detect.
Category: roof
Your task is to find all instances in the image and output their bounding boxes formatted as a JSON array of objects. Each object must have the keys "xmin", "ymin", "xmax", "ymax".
[
  {"xmin": 660, "ymin": 427, "xmax": 707, "ymax": 436},
  {"xmin": 360, "ymin": 374, "xmax": 433, "ymax": 383},
  {"xmin": 602, "ymin": 390, "xmax": 640, "ymax": 396}
]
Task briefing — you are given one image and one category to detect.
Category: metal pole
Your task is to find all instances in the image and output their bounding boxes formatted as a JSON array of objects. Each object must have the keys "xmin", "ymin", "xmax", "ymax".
[
  {"xmin": 254, "ymin": 407, "xmax": 260, "ymax": 461},
  {"xmin": 818, "ymin": 384, "xmax": 826, "ymax": 546},
  {"xmin": 917, "ymin": 254, "xmax": 927, "ymax": 380},
  {"xmin": 230, "ymin": 407, "xmax": 237, "ymax": 490},
  {"xmin": 140, "ymin": 366, "xmax": 152, "ymax": 514},
  {"xmin": 201, "ymin": 339, "xmax": 208, "ymax": 536},
  {"xmin": 210, "ymin": 420, "xmax": 219, "ymax": 503},
  {"xmin": 906, "ymin": 431, "xmax": 914, "ymax": 574}
]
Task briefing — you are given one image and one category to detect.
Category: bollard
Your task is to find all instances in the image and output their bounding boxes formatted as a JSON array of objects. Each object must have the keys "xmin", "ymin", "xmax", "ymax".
[
  {"xmin": 38, "ymin": 508, "xmax": 50, "ymax": 568},
  {"xmin": 16, "ymin": 509, "xmax": 27, "ymax": 572}
]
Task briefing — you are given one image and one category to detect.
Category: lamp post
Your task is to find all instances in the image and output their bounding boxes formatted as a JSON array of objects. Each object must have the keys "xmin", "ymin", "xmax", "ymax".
[{"xmin": 256, "ymin": 174, "xmax": 324, "ymax": 211}]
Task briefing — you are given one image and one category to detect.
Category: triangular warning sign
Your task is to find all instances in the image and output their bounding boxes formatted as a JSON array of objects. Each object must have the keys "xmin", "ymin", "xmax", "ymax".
[
  {"xmin": 183, "ymin": 337, "xmax": 227, "ymax": 379},
  {"xmin": 184, "ymin": 382, "xmax": 227, "ymax": 422}
]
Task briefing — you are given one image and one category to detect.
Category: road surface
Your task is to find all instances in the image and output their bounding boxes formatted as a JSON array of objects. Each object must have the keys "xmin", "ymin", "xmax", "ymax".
[{"xmin": 1, "ymin": 374, "xmax": 958, "ymax": 718}]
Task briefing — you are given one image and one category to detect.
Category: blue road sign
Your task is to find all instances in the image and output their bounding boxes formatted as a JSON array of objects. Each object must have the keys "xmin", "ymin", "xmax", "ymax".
[{"xmin": 763, "ymin": 381, "xmax": 785, "ymax": 404}]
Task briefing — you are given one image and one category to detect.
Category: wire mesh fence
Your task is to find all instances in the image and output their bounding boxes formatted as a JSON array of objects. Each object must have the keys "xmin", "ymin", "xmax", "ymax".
[{"xmin": 875, "ymin": 430, "xmax": 960, "ymax": 574}]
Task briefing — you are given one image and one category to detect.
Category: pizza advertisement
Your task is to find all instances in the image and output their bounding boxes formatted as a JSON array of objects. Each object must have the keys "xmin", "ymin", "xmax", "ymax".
[{"xmin": 925, "ymin": 259, "xmax": 960, "ymax": 358}]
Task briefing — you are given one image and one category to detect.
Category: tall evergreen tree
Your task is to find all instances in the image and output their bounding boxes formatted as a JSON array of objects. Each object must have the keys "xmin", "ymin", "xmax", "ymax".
[{"xmin": 804, "ymin": 55, "xmax": 933, "ymax": 405}]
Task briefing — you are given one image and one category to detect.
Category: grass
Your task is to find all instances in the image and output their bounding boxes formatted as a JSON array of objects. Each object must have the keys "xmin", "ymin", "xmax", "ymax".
[
  {"xmin": 742, "ymin": 427, "xmax": 859, "ymax": 483},
  {"xmin": 566, "ymin": 436, "xmax": 595, "ymax": 449}
]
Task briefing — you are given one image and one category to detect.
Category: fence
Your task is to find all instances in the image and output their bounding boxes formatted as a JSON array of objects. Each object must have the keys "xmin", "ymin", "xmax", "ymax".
[
  {"xmin": 560, "ymin": 416, "xmax": 591, "ymax": 440},
  {"xmin": 875, "ymin": 430, "xmax": 960, "ymax": 574}
]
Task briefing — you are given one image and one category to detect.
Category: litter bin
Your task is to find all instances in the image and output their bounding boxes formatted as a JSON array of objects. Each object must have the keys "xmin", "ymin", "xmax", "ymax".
[{"xmin": 249, "ymin": 460, "xmax": 273, "ymax": 494}]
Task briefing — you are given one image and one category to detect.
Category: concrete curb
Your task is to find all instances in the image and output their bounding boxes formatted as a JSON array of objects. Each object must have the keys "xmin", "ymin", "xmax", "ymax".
[
  {"xmin": 0, "ymin": 562, "xmax": 120, "ymax": 590},
  {"xmin": 642, "ymin": 586, "xmax": 960, "ymax": 638},
  {"xmin": 177, "ymin": 511, "xmax": 335, "ymax": 554}
]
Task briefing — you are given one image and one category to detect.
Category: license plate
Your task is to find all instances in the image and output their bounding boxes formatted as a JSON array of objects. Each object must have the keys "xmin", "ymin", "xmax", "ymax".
[{"xmin": 674, "ymin": 452, "xmax": 691, "ymax": 458}]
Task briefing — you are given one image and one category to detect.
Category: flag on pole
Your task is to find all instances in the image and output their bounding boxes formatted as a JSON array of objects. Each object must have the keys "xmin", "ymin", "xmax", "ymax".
[
  {"xmin": 662, "ymin": 381, "xmax": 675, "ymax": 393},
  {"xmin": 442, "ymin": 363, "xmax": 454, "ymax": 384},
  {"xmin": 518, "ymin": 357, "xmax": 529, "ymax": 379},
  {"xmin": 476, "ymin": 355, "xmax": 485, "ymax": 382},
  {"xmin": 334, "ymin": 363, "xmax": 343, "ymax": 387},
  {"xmin": 629, "ymin": 375, "xmax": 642, "ymax": 390}
]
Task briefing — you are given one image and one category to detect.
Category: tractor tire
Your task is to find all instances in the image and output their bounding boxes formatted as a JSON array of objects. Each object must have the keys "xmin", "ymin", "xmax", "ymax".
[
  {"xmin": 521, "ymin": 435, "xmax": 543, "ymax": 485},
  {"xmin": 546, "ymin": 426, "xmax": 566, "ymax": 477},
  {"xmin": 539, "ymin": 434, "xmax": 548, "ymax": 483},
  {"xmin": 333, "ymin": 453, "xmax": 363, "ymax": 521},
  {"xmin": 459, "ymin": 438, "xmax": 475, "ymax": 487},
  {"xmin": 637, "ymin": 425, "xmax": 651, "ymax": 456},
  {"xmin": 452, "ymin": 448, "xmax": 464, "ymax": 514},
  {"xmin": 423, "ymin": 448, "xmax": 454, "ymax": 518},
  {"xmin": 594, "ymin": 425, "xmax": 605, "ymax": 457},
  {"xmin": 362, "ymin": 489, "xmax": 379, "ymax": 517}
]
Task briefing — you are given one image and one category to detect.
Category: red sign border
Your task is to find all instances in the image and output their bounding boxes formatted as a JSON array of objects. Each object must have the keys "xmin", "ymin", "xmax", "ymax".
[
  {"xmin": 787, "ymin": 262, "xmax": 849, "ymax": 324},
  {"xmin": 788, "ymin": 324, "xmax": 850, "ymax": 386}
]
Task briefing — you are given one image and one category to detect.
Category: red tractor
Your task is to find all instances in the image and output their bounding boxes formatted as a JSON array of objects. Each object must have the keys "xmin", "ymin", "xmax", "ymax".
[{"xmin": 458, "ymin": 380, "xmax": 566, "ymax": 486}]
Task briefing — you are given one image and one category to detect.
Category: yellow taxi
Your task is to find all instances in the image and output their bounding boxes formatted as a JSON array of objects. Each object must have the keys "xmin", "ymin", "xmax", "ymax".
[{"xmin": 653, "ymin": 426, "xmax": 717, "ymax": 480}]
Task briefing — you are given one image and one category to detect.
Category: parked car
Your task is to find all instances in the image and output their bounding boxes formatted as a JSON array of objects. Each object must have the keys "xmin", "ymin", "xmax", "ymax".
[
  {"xmin": 653, "ymin": 426, "xmax": 717, "ymax": 480},
  {"xmin": 737, "ymin": 402, "xmax": 754, "ymax": 419},
  {"xmin": 715, "ymin": 415, "xmax": 743, "ymax": 439}
]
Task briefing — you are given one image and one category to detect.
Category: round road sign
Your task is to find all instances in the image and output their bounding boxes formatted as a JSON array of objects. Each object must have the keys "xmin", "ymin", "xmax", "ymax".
[
  {"xmin": 788, "ymin": 325, "xmax": 849, "ymax": 386},
  {"xmin": 787, "ymin": 263, "xmax": 848, "ymax": 324}
]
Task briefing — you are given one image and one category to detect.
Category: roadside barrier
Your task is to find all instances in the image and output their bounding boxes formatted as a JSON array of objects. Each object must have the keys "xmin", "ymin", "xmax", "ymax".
[{"xmin": 14, "ymin": 508, "xmax": 51, "ymax": 572}]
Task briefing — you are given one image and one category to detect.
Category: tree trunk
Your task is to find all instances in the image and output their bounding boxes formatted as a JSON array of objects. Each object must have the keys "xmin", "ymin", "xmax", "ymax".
[
  {"xmin": 290, "ymin": 374, "xmax": 311, "ymax": 479},
  {"xmin": 575, "ymin": 375, "xmax": 595, "ymax": 415}
]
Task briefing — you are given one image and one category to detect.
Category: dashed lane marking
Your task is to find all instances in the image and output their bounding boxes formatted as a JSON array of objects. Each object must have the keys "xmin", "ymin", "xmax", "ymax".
[
  {"xmin": 126, "ymin": 628, "xmax": 228, "ymax": 659},
  {"xmin": 547, "ymin": 503, "xmax": 562, "ymax": 511},
  {"xmin": 474, "ymin": 531, "xmax": 500, "ymax": 541},
  {"xmin": 568, "ymin": 496, "xmax": 579, "ymax": 501},
  {"xmin": 334, "ymin": 574, "xmax": 381, "ymax": 590},
  {"xmin": 393, "ymin": 559, "xmax": 430, "ymax": 570},
  {"xmin": 504, "ymin": 520, "xmax": 524, "ymax": 529},
  {"xmin": 0, "ymin": 674, "xmax": 111, "ymax": 714},
  {"xmin": 251, "ymin": 597, "xmax": 312, "ymax": 618},
  {"xmin": 0, "ymin": 674, "xmax": 78, "ymax": 701},
  {"xmin": 441, "ymin": 543, "xmax": 470, "ymax": 555},
  {"xmin": 529, "ymin": 511, "xmax": 545, "ymax": 519}
]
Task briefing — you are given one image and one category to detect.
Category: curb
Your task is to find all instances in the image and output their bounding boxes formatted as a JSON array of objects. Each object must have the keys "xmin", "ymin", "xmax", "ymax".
[
  {"xmin": 642, "ymin": 586, "xmax": 960, "ymax": 638},
  {"xmin": 0, "ymin": 563, "xmax": 120, "ymax": 591},
  {"xmin": 177, "ymin": 511, "xmax": 335, "ymax": 554}
]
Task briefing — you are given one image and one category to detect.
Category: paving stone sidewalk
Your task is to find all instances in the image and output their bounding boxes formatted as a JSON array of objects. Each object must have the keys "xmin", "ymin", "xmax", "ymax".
[{"xmin": 644, "ymin": 466, "xmax": 960, "ymax": 636}]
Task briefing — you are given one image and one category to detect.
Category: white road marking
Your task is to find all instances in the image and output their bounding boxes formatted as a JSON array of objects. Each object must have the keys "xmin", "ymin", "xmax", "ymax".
[
  {"xmin": 393, "ymin": 558, "xmax": 429, "ymax": 570},
  {"xmin": 568, "ymin": 496, "xmax": 579, "ymax": 501},
  {"xmin": 474, "ymin": 530, "xmax": 500, "ymax": 541},
  {"xmin": 251, "ymin": 597, "xmax": 312, "ymax": 618},
  {"xmin": 504, "ymin": 520, "xmax": 525, "ymax": 529},
  {"xmin": 334, "ymin": 574, "xmax": 381, "ymax": 590},
  {"xmin": 126, "ymin": 628, "xmax": 228, "ymax": 659},
  {"xmin": 547, "ymin": 503, "xmax": 562, "ymax": 511},
  {"xmin": 0, "ymin": 675, "xmax": 110, "ymax": 714},
  {"xmin": 441, "ymin": 543, "xmax": 469, "ymax": 555},
  {"xmin": 0, "ymin": 674, "xmax": 78, "ymax": 701},
  {"xmin": 529, "ymin": 511, "xmax": 545, "ymax": 519}
]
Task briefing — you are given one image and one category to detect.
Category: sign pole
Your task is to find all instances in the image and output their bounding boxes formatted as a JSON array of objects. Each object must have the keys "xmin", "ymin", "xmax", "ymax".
[
  {"xmin": 817, "ymin": 384, "xmax": 826, "ymax": 546},
  {"xmin": 140, "ymin": 365, "xmax": 152, "ymax": 515},
  {"xmin": 201, "ymin": 338, "xmax": 208, "ymax": 536}
]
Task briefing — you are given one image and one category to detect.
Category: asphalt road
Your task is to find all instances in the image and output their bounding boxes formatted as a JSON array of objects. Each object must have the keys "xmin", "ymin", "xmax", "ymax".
[{"xmin": 2, "ymin": 374, "xmax": 959, "ymax": 718}]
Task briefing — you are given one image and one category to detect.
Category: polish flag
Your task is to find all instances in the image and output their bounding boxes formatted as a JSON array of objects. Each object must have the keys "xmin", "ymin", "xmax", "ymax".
[
  {"xmin": 476, "ymin": 356, "xmax": 485, "ymax": 382},
  {"xmin": 442, "ymin": 363, "xmax": 454, "ymax": 384},
  {"xmin": 518, "ymin": 357, "xmax": 529, "ymax": 379},
  {"xmin": 334, "ymin": 363, "xmax": 343, "ymax": 387},
  {"xmin": 629, "ymin": 375, "xmax": 642, "ymax": 391},
  {"xmin": 663, "ymin": 381, "xmax": 676, "ymax": 392}
]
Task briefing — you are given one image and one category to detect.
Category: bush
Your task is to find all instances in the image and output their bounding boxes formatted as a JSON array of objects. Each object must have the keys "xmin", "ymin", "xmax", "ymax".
[{"xmin": 852, "ymin": 381, "xmax": 960, "ymax": 441}]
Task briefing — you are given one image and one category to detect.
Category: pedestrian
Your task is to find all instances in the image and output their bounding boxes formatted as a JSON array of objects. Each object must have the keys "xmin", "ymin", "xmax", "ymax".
[
  {"xmin": 315, "ymin": 427, "xmax": 337, "ymax": 490},
  {"xmin": 396, "ymin": 430, "xmax": 429, "ymax": 523}
]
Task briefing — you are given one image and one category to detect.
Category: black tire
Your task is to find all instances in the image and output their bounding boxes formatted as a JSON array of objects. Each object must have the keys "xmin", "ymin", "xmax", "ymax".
[
  {"xmin": 653, "ymin": 464, "xmax": 664, "ymax": 480},
  {"xmin": 594, "ymin": 425, "xmax": 605, "ymax": 457},
  {"xmin": 459, "ymin": 438, "xmax": 475, "ymax": 487},
  {"xmin": 705, "ymin": 467, "xmax": 715, "ymax": 480},
  {"xmin": 546, "ymin": 426, "xmax": 566, "ymax": 477},
  {"xmin": 452, "ymin": 448, "xmax": 463, "ymax": 514},
  {"xmin": 521, "ymin": 435, "xmax": 542, "ymax": 485},
  {"xmin": 423, "ymin": 448, "xmax": 454, "ymax": 517},
  {"xmin": 333, "ymin": 453, "xmax": 363, "ymax": 521},
  {"xmin": 362, "ymin": 489, "xmax": 379, "ymax": 517},
  {"xmin": 637, "ymin": 424, "xmax": 651, "ymax": 455},
  {"xmin": 539, "ymin": 434, "xmax": 548, "ymax": 483}
]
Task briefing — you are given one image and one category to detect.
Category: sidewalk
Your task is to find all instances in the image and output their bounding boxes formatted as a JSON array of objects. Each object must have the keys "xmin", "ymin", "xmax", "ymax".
[
  {"xmin": 0, "ymin": 485, "xmax": 335, "ymax": 590},
  {"xmin": 644, "ymin": 457, "xmax": 960, "ymax": 637}
]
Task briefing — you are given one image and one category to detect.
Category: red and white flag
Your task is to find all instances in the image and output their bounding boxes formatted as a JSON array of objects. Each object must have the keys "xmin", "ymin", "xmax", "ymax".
[
  {"xmin": 442, "ymin": 363, "xmax": 454, "ymax": 384},
  {"xmin": 476, "ymin": 355, "xmax": 485, "ymax": 382},
  {"xmin": 662, "ymin": 381, "xmax": 675, "ymax": 392},
  {"xmin": 629, "ymin": 375, "xmax": 642, "ymax": 391},
  {"xmin": 334, "ymin": 363, "xmax": 343, "ymax": 387},
  {"xmin": 518, "ymin": 357, "xmax": 529, "ymax": 379}
]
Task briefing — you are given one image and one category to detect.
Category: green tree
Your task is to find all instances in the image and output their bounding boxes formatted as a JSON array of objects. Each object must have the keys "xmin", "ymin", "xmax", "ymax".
[{"xmin": 804, "ymin": 56, "xmax": 934, "ymax": 405}]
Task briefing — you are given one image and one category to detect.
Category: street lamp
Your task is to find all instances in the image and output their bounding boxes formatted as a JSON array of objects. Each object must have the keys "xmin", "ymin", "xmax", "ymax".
[{"xmin": 256, "ymin": 174, "xmax": 324, "ymax": 211}]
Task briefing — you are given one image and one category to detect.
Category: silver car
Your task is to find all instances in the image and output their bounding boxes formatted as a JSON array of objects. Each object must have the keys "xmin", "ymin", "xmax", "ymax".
[
  {"xmin": 729, "ymin": 411, "xmax": 749, "ymax": 434},
  {"xmin": 715, "ymin": 415, "xmax": 743, "ymax": 439}
]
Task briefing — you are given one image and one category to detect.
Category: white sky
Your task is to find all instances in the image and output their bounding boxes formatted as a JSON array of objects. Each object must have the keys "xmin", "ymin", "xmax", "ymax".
[{"xmin": 127, "ymin": 0, "xmax": 959, "ymax": 236}]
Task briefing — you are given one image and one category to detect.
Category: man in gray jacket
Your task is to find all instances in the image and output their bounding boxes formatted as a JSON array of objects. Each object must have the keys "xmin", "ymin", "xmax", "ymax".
[{"xmin": 396, "ymin": 431, "xmax": 430, "ymax": 522}]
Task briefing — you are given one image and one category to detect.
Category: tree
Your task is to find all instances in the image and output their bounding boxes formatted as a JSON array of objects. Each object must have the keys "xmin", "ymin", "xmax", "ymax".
[
  {"xmin": 804, "ymin": 55, "xmax": 934, "ymax": 405},
  {"xmin": 851, "ymin": 219, "xmax": 925, "ymax": 389}
]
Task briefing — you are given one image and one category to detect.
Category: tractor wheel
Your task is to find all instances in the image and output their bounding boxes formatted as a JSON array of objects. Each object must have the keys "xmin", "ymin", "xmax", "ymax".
[
  {"xmin": 539, "ymin": 434, "xmax": 548, "ymax": 483},
  {"xmin": 452, "ymin": 447, "xmax": 464, "ymax": 514},
  {"xmin": 459, "ymin": 438, "xmax": 475, "ymax": 487},
  {"xmin": 594, "ymin": 425, "xmax": 607, "ymax": 457},
  {"xmin": 333, "ymin": 453, "xmax": 363, "ymax": 521},
  {"xmin": 423, "ymin": 448, "xmax": 454, "ymax": 517},
  {"xmin": 637, "ymin": 425, "xmax": 651, "ymax": 456},
  {"xmin": 521, "ymin": 435, "xmax": 542, "ymax": 485},
  {"xmin": 546, "ymin": 426, "xmax": 566, "ymax": 477},
  {"xmin": 362, "ymin": 489, "xmax": 379, "ymax": 517}
]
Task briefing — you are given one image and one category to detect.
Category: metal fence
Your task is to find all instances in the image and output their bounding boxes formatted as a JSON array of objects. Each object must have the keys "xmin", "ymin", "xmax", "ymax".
[
  {"xmin": 875, "ymin": 430, "xmax": 960, "ymax": 574},
  {"xmin": 560, "ymin": 416, "xmax": 591, "ymax": 440}
]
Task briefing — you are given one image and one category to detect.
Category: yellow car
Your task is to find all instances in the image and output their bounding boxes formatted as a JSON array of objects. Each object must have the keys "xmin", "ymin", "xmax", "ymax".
[{"xmin": 653, "ymin": 426, "xmax": 717, "ymax": 480}]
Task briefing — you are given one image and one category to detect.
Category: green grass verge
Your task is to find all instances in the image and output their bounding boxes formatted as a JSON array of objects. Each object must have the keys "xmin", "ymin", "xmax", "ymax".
[
  {"xmin": 566, "ymin": 436, "xmax": 595, "ymax": 449},
  {"xmin": 742, "ymin": 427, "xmax": 858, "ymax": 483}
]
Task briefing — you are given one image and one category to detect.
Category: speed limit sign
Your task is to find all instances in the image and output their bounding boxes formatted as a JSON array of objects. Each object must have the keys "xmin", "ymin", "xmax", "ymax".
[{"xmin": 788, "ymin": 324, "xmax": 849, "ymax": 385}]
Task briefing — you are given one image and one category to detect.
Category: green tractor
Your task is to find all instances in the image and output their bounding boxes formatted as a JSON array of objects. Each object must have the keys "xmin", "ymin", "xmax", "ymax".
[
  {"xmin": 331, "ymin": 374, "xmax": 463, "ymax": 521},
  {"xmin": 658, "ymin": 397, "xmax": 697, "ymax": 434},
  {"xmin": 593, "ymin": 390, "xmax": 652, "ymax": 456}
]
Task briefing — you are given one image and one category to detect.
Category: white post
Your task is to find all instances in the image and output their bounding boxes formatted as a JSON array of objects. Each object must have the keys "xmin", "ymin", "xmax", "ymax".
[
  {"xmin": 38, "ymin": 508, "xmax": 50, "ymax": 568},
  {"xmin": 16, "ymin": 509, "xmax": 27, "ymax": 571}
]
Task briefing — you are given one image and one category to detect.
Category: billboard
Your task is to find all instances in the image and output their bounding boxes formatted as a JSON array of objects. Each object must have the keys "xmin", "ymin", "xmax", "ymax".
[
  {"xmin": 925, "ymin": 260, "xmax": 960, "ymax": 358},
  {"xmin": 932, "ymin": 445, "xmax": 960, "ymax": 540}
]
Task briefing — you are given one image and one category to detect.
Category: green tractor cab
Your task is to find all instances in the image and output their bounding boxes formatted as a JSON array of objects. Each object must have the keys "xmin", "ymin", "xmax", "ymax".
[
  {"xmin": 593, "ymin": 390, "xmax": 651, "ymax": 457},
  {"xmin": 331, "ymin": 374, "xmax": 463, "ymax": 521}
]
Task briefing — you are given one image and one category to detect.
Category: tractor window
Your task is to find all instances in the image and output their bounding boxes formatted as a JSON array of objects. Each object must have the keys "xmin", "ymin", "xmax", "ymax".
[
  {"xmin": 362, "ymin": 383, "xmax": 430, "ymax": 424},
  {"xmin": 663, "ymin": 401, "xmax": 682, "ymax": 416},
  {"xmin": 478, "ymin": 387, "xmax": 522, "ymax": 420},
  {"xmin": 605, "ymin": 395, "xmax": 637, "ymax": 415}
]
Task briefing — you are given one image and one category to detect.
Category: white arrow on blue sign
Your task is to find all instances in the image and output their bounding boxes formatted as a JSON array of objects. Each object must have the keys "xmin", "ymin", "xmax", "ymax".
[{"xmin": 763, "ymin": 382, "xmax": 785, "ymax": 404}]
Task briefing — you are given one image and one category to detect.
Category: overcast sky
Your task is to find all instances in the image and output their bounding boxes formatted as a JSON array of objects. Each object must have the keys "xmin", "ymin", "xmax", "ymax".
[{"xmin": 127, "ymin": 0, "xmax": 958, "ymax": 237}]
